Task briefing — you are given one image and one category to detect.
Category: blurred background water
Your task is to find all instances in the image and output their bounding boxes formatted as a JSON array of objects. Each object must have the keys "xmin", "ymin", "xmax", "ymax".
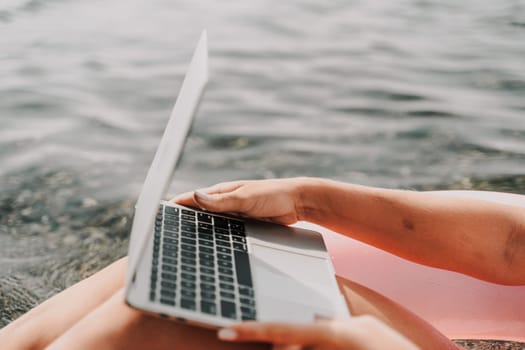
[{"xmin": 1, "ymin": 0, "xmax": 525, "ymax": 331}]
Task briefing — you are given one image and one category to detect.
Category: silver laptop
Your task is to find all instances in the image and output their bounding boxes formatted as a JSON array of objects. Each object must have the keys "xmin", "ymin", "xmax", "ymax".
[{"xmin": 125, "ymin": 30, "xmax": 350, "ymax": 328}]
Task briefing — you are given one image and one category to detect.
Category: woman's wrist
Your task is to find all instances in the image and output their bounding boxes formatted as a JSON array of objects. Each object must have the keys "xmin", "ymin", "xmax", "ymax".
[{"xmin": 292, "ymin": 177, "xmax": 330, "ymax": 223}]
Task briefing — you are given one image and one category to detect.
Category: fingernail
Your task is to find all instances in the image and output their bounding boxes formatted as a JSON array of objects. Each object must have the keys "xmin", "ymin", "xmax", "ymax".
[
  {"xmin": 194, "ymin": 190, "xmax": 210, "ymax": 201},
  {"xmin": 217, "ymin": 328, "xmax": 237, "ymax": 341}
]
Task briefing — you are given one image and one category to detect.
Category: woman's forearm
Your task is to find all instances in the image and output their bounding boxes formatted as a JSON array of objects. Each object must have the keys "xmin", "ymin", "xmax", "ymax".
[{"xmin": 296, "ymin": 178, "xmax": 525, "ymax": 285}]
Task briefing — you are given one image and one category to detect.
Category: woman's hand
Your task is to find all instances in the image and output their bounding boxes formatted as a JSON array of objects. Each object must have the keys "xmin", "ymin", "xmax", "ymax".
[
  {"xmin": 174, "ymin": 178, "xmax": 311, "ymax": 225},
  {"xmin": 216, "ymin": 316, "xmax": 419, "ymax": 350}
]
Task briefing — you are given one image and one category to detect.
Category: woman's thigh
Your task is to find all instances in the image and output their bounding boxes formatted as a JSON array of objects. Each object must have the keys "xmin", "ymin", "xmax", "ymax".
[
  {"xmin": 2, "ymin": 255, "xmax": 457, "ymax": 349},
  {"xmin": 0, "ymin": 257, "xmax": 127, "ymax": 350},
  {"xmin": 50, "ymin": 269, "xmax": 455, "ymax": 349},
  {"xmin": 337, "ymin": 277, "xmax": 457, "ymax": 349}
]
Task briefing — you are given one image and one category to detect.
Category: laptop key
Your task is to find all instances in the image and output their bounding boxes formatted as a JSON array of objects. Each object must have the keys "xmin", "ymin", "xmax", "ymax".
[
  {"xmin": 201, "ymin": 275, "xmax": 215, "ymax": 284},
  {"xmin": 198, "ymin": 232, "xmax": 213, "ymax": 240},
  {"xmin": 231, "ymin": 236, "xmax": 246, "ymax": 243},
  {"xmin": 213, "ymin": 216, "xmax": 229, "ymax": 229},
  {"xmin": 164, "ymin": 213, "xmax": 178, "ymax": 221},
  {"xmin": 219, "ymin": 275, "xmax": 234, "ymax": 283},
  {"xmin": 181, "ymin": 225, "xmax": 196, "ymax": 233},
  {"xmin": 199, "ymin": 252, "xmax": 213, "ymax": 260},
  {"xmin": 201, "ymin": 300, "xmax": 217, "ymax": 315},
  {"xmin": 161, "ymin": 272, "xmax": 177, "ymax": 281},
  {"xmin": 217, "ymin": 253, "xmax": 231, "ymax": 261},
  {"xmin": 198, "ymin": 223, "xmax": 213, "ymax": 231},
  {"xmin": 218, "ymin": 267, "xmax": 233, "ymax": 276},
  {"xmin": 220, "ymin": 291, "xmax": 235, "ymax": 300},
  {"xmin": 234, "ymin": 250, "xmax": 253, "ymax": 287},
  {"xmin": 181, "ymin": 251, "xmax": 196, "ymax": 259},
  {"xmin": 181, "ymin": 214, "xmax": 195, "ymax": 222},
  {"xmin": 160, "ymin": 290, "xmax": 176, "ymax": 299},
  {"xmin": 233, "ymin": 242, "xmax": 247, "ymax": 251},
  {"xmin": 180, "ymin": 265, "xmax": 196, "ymax": 274},
  {"xmin": 216, "ymin": 246, "xmax": 231, "ymax": 255},
  {"xmin": 161, "ymin": 281, "xmax": 176, "ymax": 290},
  {"xmin": 200, "ymin": 246, "xmax": 214, "ymax": 254},
  {"xmin": 181, "ymin": 257, "xmax": 196, "ymax": 266},
  {"xmin": 198, "ymin": 228, "xmax": 213, "ymax": 235},
  {"xmin": 160, "ymin": 298, "xmax": 175, "ymax": 306},
  {"xmin": 240, "ymin": 297, "xmax": 255, "ymax": 307},
  {"xmin": 181, "ymin": 280, "xmax": 196, "ymax": 290},
  {"xmin": 218, "ymin": 260, "xmax": 232, "ymax": 269},
  {"xmin": 181, "ymin": 289, "xmax": 196, "ymax": 299},
  {"xmin": 197, "ymin": 212, "xmax": 213, "ymax": 223},
  {"xmin": 181, "ymin": 244, "xmax": 196, "ymax": 252},
  {"xmin": 200, "ymin": 267, "xmax": 214, "ymax": 275},
  {"xmin": 230, "ymin": 221, "xmax": 245, "ymax": 232},
  {"xmin": 164, "ymin": 243, "xmax": 178, "ymax": 252},
  {"xmin": 181, "ymin": 272, "xmax": 196, "ymax": 281},
  {"xmin": 163, "ymin": 237, "xmax": 178, "ymax": 245},
  {"xmin": 165, "ymin": 207, "xmax": 179, "ymax": 215},
  {"xmin": 181, "ymin": 298, "xmax": 196, "ymax": 311},
  {"xmin": 200, "ymin": 291, "xmax": 216, "ymax": 301},
  {"xmin": 181, "ymin": 231, "xmax": 196, "ymax": 239},
  {"xmin": 200, "ymin": 260, "xmax": 214, "ymax": 268},
  {"xmin": 237, "ymin": 286, "xmax": 254, "ymax": 297},
  {"xmin": 219, "ymin": 283, "xmax": 234, "ymax": 291},
  {"xmin": 162, "ymin": 264, "xmax": 177, "ymax": 274},
  {"xmin": 241, "ymin": 308, "xmax": 257, "ymax": 321},
  {"xmin": 181, "ymin": 238, "xmax": 196, "ymax": 245},
  {"xmin": 164, "ymin": 250, "xmax": 178, "ymax": 258},
  {"xmin": 200, "ymin": 283, "xmax": 216, "ymax": 292},
  {"xmin": 220, "ymin": 300, "xmax": 237, "ymax": 319},
  {"xmin": 215, "ymin": 234, "xmax": 230, "ymax": 242},
  {"xmin": 164, "ymin": 219, "xmax": 178, "ymax": 227},
  {"xmin": 162, "ymin": 257, "xmax": 178, "ymax": 265},
  {"xmin": 214, "ymin": 227, "xmax": 229, "ymax": 235},
  {"xmin": 199, "ymin": 239, "xmax": 213, "ymax": 247},
  {"xmin": 216, "ymin": 240, "xmax": 231, "ymax": 248},
  {"xmin": 164, "ymin": 227, "xmax": 179, "ymax": 235}
]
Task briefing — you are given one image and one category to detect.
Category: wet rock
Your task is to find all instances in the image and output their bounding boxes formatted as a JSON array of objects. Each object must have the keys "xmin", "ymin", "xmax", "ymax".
[{"xmin": 0, "ymin": 170, "xmax": 133, "ymax": 326}]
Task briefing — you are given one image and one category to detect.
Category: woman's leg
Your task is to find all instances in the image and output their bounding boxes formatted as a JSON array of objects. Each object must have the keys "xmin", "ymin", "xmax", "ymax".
[
  {"xmin": 1, "ymin": 252, "xmax": 457, "ymax": 350},
  {"xmin": 337, "ymin": 277, "xmax": 459, "ymax": 350},
  {"xmin": 47, "ymin": 289, "xmax": 269, "ymax": 350},
  {"xmin": 0, "ymin": 258, "xmax": 127, "ymax": 350},
  {"xmin": 46, "ymin": 275, "xmax": 457, "ymax": 350}
]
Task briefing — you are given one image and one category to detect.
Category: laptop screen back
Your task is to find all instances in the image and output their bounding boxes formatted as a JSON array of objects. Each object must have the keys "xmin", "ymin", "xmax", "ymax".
[{"xmin": 127, "ymin": 31, "xmax": 209, "ymax": 283}]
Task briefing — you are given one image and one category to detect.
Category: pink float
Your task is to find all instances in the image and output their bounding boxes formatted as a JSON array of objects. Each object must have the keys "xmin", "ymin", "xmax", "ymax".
[{"xmin": 295, "ymin": 190, "xmax": 525, "ymax": 342}]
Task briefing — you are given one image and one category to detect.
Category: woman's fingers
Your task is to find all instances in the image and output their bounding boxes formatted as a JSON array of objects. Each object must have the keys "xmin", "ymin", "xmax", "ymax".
[
  {"xmin": 193, "ymin": 189, "xmax": 251, "ymax": 213},
  {"xmin": 202, "ymin": 181, "xmax": 247, "ymax": 195},
  {"xmin": 217, "ymin": 318, "xmax": 420, "ymax": 350},
  {"xmin": 217, "ymin": 322, "xmax": 332, "ymax": 346},
  {"xmin": 172, "ymin": 181, "xmax": 247, "ymax": 208},
  {"xmin": 171, "ymin": 191, "xmax": 195, "ymax": 206}
]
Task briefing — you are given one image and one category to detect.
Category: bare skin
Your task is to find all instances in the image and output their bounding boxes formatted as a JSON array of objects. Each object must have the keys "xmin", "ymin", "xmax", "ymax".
[
  {"xmin": 5, "ymin": 176, "xmax": 522, "ymax": 349},
  {"xmin": 0, "ymin": 257, "xmax": 455, "ymax": 349}
]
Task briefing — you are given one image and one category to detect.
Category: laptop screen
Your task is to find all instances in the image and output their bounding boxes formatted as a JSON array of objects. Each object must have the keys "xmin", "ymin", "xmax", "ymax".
[{"xmin": 127, "ymin": 30, "xmax": 209, "ymax": 283}]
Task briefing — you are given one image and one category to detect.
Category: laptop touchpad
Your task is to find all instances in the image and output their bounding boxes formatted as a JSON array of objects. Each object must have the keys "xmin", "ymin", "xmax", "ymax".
[{"xmin": 250, "ymin": 243, "xmax": 338, "ymax": 322}]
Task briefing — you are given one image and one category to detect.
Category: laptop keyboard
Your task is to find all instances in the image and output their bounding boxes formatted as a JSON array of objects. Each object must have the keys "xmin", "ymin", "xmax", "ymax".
[{"xmin": 149, "ymin": 204, "xmax": 257, "ymax": 321}]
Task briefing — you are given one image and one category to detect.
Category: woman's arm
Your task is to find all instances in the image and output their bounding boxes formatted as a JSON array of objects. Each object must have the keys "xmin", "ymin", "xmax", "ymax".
[
  {"xmin": 175, "ymin": 177, "xmax": 525, "ymax": 285},
  {"xmin": 297, "ymin": 178, "xmax": 525, "ymax": 285}
]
